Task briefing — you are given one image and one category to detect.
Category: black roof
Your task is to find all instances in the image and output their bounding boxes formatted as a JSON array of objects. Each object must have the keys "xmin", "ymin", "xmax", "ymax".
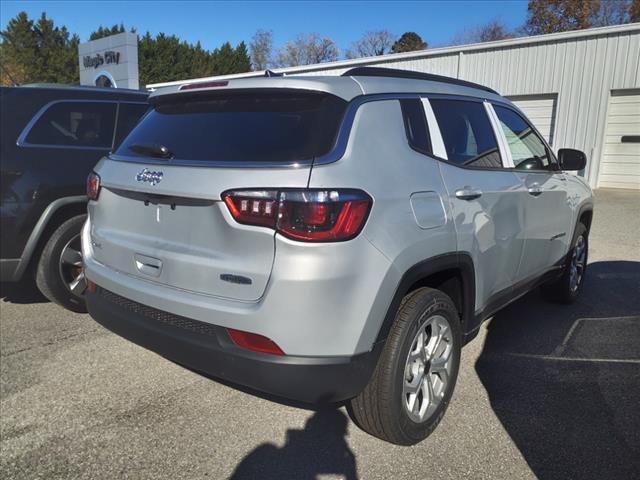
[{"xmin": 341, "ymin": 67, "xmax": 498, "ymax": 95}]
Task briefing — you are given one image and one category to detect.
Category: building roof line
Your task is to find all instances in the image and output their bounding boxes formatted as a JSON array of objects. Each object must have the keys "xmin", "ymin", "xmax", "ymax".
[{"xmin": 147, "ymin": 23, "xmax": 640, "ymax": 89}]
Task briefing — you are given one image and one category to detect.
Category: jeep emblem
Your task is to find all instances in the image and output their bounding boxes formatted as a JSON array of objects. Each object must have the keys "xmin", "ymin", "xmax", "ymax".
[{"xmin": 136, "ymin": 168, "xmax": 163, "ymax": 186}]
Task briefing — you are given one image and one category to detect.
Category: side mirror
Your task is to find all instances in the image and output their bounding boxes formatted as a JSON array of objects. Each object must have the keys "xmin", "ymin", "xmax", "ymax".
[{"xmin": 558, "ymin": 148, "xmax": 586, "ymax": 171}]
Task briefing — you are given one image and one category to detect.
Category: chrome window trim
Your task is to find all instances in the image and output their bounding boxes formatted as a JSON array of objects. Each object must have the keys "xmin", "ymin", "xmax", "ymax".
[
  {"xmin": 107, "ymin": 92, "xmax": 511, "ymax": 169},
  {"xmin": 16, "ymin": 99, "xmax": 147, "ymax": 151}
]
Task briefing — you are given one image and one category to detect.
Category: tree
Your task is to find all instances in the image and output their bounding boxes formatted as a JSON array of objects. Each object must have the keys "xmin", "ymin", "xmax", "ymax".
[
  {"xmin": 1, "ymin": 11, "xmax": 253, "ymax": 87},
  {"xmin": 89, "ymin": 23, "xmax": 133, "ymax": 41},
  {"xmin": 345, "ymin": 30, "xmax": 396, "ymax": 59},
  {"xmin": 452, "ymin": 18, "xmax": 514, "ymax": 45},
  {"xmin": 524, "ymin": 0, "xmax": 638, "ymax": 35},
  {"xmin": 1, "ymin": 11, "xmax": 78, "ymax": 85},
  {"xmin": 391, "ymin": 32, "xmax": 427, "ymax": 54},
  {"xmin": 250, "ymin": 29, "xmax": 273, "ymax": 70},
  {"xmin": 0, "ymin": 12, "xmax": 37, "ymax": 85},
  {"xmin": 275, "ymin": 33, "xmax": 339, "ymax": 67},
  {"xmin": 233, "ymin": 41, "xmax": 252, "ymax": 73},
  {"xmin": 632, "ymin": 0, "xmax": 640, "ymax": 22}
]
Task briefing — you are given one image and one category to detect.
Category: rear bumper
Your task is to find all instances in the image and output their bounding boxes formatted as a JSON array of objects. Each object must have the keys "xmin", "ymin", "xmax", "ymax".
[{"xmin": 86, "ymin": 287, "xmax": 381, "ymax": 404}]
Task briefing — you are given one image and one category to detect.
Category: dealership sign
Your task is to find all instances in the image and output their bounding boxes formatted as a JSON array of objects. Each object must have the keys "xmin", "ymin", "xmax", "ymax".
[
  {"xmin": 83, "ymin": 50, "xmax": 121, "ymax": 69},
  {"xmin": 79, "ymin": 32, "xmax": 139, "ymax": 89}
]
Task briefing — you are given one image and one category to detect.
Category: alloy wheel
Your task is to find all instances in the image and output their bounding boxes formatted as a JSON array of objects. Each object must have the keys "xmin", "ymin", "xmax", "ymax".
[
  {"xmin": 403, "ymin": 314, "xmax": 453, "ymax": 422},
  {"xmin": 569, "ymin": 234, "xmax": 587, "ymax": 293}
]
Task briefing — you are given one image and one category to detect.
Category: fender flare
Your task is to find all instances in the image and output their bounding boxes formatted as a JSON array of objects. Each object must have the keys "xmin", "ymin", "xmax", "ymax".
[
  {"xmin": 374, "ymin": 252, "xmax": 476, "ymax": 345},
  {"xmin": 573, "ymin": 202, "xmax": 594, "ymax": 238},
  {"xmin": 12, "ymin": 195, "xmax": 87, "ymax": 281}
]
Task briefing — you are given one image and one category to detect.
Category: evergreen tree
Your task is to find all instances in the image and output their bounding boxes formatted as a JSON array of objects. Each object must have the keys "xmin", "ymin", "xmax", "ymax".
[
  {"xmin": 391, "ymin": 32, "xmax": 427, "ymax": 54},
  {"xmin": 1, "ymin": 11, "xmax": 253, "ymax": 86},
  {"xmin": 1, "ymin": 11, "xmax": 78, "ymax": 85},
  {"xmin": 89, "ymin": 23, "xmax": 129, "ymax": 41}
]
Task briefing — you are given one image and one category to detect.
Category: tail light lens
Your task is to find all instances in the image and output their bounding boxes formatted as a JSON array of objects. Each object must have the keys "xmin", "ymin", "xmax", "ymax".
[
  {"xmin": 87, "ymin": 172, "xmax": 101, "ymax": 200},
  {"xmin": 222, "ymin": 189, "xmax": 372, "ymax": 242}
]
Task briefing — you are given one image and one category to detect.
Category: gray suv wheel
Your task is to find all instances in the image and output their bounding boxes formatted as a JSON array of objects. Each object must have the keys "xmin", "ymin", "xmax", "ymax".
[{"xmin": 349, "ymin": 287, "xmax": 461, "ymax": 445}]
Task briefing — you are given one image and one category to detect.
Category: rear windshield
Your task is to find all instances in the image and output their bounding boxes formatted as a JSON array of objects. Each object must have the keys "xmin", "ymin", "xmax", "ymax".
[{"xmin": 116, "ymin": 91, "xmax": 347, "ymax": 163}]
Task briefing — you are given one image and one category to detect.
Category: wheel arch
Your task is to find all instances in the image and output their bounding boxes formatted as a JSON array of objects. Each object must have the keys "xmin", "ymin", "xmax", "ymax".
[
  {"xmin": 374, "ymin": 253, "xmax": 476, "ymax": 346},
  {"xmin": 12, "ymin": 196, "xmax": 87, "ymax": 281}
]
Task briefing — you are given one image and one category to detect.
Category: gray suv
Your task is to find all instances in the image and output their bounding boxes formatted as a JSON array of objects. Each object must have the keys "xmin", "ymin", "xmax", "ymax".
[{"xmin": 83, "ymin": 67, "xmax": 593, "ymax": 445}]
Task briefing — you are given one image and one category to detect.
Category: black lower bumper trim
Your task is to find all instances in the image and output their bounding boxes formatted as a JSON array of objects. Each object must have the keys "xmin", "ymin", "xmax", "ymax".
[{"xmin": 86, "ymin": 288, "xmax": 381, "ymax": 404}]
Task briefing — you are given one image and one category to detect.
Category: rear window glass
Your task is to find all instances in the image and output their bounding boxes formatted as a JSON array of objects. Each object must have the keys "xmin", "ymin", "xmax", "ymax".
[{"xmin": 116, "ymin": 91, "xmax": 347, "ymax": 163}]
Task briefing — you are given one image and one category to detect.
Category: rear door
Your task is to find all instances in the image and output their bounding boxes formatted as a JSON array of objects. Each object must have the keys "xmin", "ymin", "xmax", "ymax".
[
  {"xmin": 426, "ymin": 98, "xmax": 526, "ymax": 313},
  {"xmin": 89, "ymin": 90, "xmax": 347, "ymax": 301},
  {"xmin": 491, "ymin": 104, "xmax": 572, "ymax": 280}
]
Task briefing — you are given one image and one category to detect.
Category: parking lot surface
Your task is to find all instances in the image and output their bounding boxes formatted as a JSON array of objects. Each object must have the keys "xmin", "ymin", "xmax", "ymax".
[{"xmin": 1, "ymin": 189, "xmax": 639, "ymax": 480}]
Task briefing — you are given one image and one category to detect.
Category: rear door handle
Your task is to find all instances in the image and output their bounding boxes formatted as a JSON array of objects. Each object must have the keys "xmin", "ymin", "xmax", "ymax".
[
  {"xmin": 455, "ymin": 187, "xmax": 483, "ymax": 201},
  {"xmin": 528, "ymin": 183, "xmax": 543, "ymax": 196}
]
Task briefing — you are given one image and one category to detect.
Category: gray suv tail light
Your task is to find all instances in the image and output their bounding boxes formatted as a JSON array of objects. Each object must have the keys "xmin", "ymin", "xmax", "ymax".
[{"xmin": 222, "ymin": 189, "xmax": 372, "ymax": 242}]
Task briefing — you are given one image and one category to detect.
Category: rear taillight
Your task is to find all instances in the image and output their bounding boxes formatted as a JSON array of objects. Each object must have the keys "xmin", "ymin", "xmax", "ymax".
[
  {"xmin": 222, "ymin": 189, "xmax": 372, "ymax": 242},
  {"xmin": 222, "ymin": 190, "xmax": 278, "ymax": 227},
  {"xmin": 227, "ymin": 328, "xmax": 284, "ymax": 355},
  {"xmin": 87, "ymin": 172, "xmax": 101, "ymax": 200}
]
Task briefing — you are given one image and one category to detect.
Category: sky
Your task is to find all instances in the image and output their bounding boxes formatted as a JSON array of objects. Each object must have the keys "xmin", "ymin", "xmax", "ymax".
[{"xmin": 0, "ymin": 0, "xmax": 529, "ymax": 52}]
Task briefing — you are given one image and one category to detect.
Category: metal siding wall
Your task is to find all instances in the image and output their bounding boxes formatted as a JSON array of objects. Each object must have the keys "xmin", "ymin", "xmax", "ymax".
[{"xmin": 301, "ymin": 29, "xmax": 639, "ymax": 187}]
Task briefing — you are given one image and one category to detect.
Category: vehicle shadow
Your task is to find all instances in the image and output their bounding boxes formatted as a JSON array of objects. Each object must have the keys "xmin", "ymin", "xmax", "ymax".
[
  {"xmin": 229, "ymin": 408, "xmax": 358, "ymax": 480},
  {"xmin": 476, "ymin": 260, "xmax": 640, "ymax": 480},
  {"xmin": 0, "ymin": 279, "xmax": 47, "ymax": 305}
]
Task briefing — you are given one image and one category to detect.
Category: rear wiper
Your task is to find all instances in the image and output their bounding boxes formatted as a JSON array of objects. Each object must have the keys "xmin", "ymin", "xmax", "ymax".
[{"xmin": 128, "ymin": 143, "xmax": 173, "ymax": 159}]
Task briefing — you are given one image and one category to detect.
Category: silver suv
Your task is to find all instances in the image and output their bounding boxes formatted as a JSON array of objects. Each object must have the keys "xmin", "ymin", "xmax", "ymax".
[{"xmin": 83, "ymin": 67, "xmax": 593, "ymax": 445}]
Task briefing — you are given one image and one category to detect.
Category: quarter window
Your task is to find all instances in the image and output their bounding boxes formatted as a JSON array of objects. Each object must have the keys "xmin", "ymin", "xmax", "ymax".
[
  {"xmin": 25, "ymin": 101, "xmax": 117, "ymax": 148},
  {"xmin": 493, "ymin": 105, "xmax": 553, "ymax": 171},
  {"xmin": 430, "ymin": 99, "xmax": 502, "ymax": 168},
  {"xmin": 400, "ymin": 99, "xmax": 431, "ymax": 155}
]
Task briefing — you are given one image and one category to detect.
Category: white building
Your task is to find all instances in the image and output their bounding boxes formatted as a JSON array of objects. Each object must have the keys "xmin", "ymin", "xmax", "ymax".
[{"xmin": 149, "ymin": 24, "xmax": 640, "ymax": 190}]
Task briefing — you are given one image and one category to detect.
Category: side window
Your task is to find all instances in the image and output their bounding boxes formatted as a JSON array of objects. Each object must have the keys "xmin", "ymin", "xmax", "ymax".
[
  {"xmin": 113, "ymin": 103, "xmax": 149, "ymax": 149},
  {"xmin": 400, "ymin": 99, "xmax": 431, "ymax": 155},
  {"xmin": 430, "ymin": 99, "xmax": 502, "ymax": 168},
  {"xmin": 25, "ymin": 101, "xmax": 117, "ymax": 148},
  {"xmin": 493, "ymin": 105, "xmax": 553, "ymax": 171}
]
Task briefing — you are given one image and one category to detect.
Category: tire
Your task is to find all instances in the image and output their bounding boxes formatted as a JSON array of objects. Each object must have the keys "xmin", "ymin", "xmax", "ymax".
[
  {"xmin": 36, "ymin": 214, "xmax": 88, "ymax": 313},
  {"xmin": 541, "ymin": 223, "xmax": 588, "ymax": 304},
  {"xmin": 349, "ymin": 287, "xmax": 462, "ymax": 445}
]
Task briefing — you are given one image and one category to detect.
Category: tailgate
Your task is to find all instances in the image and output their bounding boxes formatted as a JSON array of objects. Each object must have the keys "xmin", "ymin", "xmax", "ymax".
[{"xmin": 88, "ymin": 159, "xmax": 310, "ymax": 301}]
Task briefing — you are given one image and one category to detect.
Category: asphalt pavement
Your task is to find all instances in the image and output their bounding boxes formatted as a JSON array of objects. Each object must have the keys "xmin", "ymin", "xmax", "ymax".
[{"xmin": 1, "ymin": 188, "xmax": 639, "ymax": 480}]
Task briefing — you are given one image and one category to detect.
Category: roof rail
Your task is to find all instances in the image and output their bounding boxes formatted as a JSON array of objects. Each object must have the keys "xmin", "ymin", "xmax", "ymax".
[{"xmin": 341, "ymin": 67, "xmax": 498, "ymax": 95}]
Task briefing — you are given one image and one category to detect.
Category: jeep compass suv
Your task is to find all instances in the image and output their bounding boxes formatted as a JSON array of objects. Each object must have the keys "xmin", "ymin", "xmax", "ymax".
[{"xmin": 83, "ymin": 67, "xmax": 593, "ymax": 445}]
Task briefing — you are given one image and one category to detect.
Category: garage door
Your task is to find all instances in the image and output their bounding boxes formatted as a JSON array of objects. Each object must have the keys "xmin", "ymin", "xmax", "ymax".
[
  {"xmin": 598, "ymin": 90, "xmax": 640, "ymax": 190},
  {"xmin": 508, "ymin": 94, "xmax": 557, "ymax": 145}
]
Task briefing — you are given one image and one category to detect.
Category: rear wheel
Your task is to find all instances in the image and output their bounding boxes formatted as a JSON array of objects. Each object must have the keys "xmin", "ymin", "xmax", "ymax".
[
  {"xmin": 36, "ymin": 215, "xmax": 87, "ymax": 313},
  {"xmin": 349, "ymin": 287, "xmax": 461, "ymax": 445},
  {"xmin": 542, "ymin": 223, "xmax": 588, "ymax": 304}
]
